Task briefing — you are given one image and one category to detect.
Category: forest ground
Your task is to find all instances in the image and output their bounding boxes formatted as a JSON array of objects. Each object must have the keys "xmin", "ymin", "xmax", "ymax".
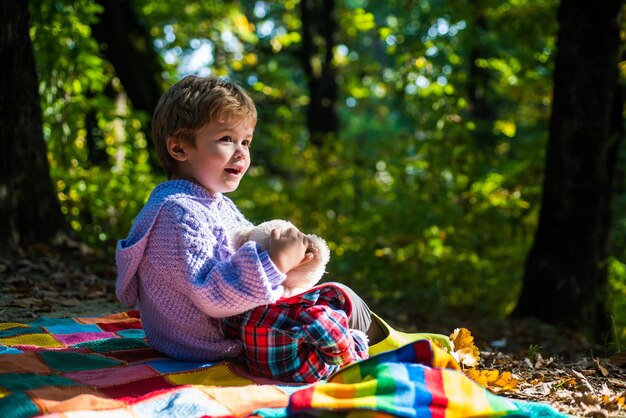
[{"xmin": 1, "ymin": 243, "xmax": 624, "ymax": 418}]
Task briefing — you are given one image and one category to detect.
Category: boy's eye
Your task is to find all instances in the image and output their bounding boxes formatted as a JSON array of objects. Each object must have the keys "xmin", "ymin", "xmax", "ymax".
[
  {"xmin": 219, "ymin": 136, "xmax": 233, "ymax": 143},
  {"xmin": 242, "ymin": 139, "xmax": 252, "ymax": 148}
]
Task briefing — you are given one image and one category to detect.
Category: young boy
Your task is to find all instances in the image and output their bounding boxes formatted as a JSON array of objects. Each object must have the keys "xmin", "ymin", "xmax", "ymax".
[{"xmin": 115, "ymin": 75, "xmax": 368, "ymax": 366}]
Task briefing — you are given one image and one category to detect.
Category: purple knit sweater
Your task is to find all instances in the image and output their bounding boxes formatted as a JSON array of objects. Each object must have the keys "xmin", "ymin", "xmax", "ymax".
[{"xmin": 115, "ymin": 180, "xmax": 286, "ymax": 361}]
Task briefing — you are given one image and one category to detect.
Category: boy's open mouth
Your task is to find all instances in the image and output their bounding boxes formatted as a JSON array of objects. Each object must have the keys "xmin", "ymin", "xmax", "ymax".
[{"xmin": 225, "ymin": 167, "xmax": 243, "ymax": 175}]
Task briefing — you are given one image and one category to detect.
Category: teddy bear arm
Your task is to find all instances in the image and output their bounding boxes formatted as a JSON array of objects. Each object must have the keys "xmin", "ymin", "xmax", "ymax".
[{"xmin": 231, "ymin": 227, "xmax": 254, "ymax": 249}]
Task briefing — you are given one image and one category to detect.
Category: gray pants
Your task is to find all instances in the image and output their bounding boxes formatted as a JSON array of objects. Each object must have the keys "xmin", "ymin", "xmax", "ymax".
[
  {"xmin": 332, "ymin": 283, "xmax": 385, "ymax": 344},
  {"xmin": 333, "ymin": 283, "xmax": 371, "ymax": 333}
]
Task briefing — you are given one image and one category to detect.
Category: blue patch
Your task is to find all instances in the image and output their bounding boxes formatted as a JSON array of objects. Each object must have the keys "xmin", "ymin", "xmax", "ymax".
[
  {"xmin": 43, "ymin": 324, "xmax": 102, "ymax": 334},
  {"xmin": 116, "ymin": 329, "xmax": 146, "ymax": 339},
  {"xmin": 0, "ymin": 345, "xmax": 22, "ymax": 354},
  {"xmin": 144, "ymin": 359, "xmax": 214, "ymax": 373}
]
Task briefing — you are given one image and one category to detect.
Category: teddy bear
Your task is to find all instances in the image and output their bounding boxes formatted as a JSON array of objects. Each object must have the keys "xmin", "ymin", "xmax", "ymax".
[{"xmin": 230, "ymin": 220, "xmax": 330, "ymax": 297}]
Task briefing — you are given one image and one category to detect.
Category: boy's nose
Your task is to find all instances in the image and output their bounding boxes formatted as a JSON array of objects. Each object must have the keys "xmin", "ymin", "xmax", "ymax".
[{"xmin": 234, "ymin": 144, "xmax": 247, "ymax": 158}]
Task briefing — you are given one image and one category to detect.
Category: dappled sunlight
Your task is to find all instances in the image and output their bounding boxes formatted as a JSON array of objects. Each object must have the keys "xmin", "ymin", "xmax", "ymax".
[{"xmin": 26, "ymin": 0, "xmax": 625, "ymax": 349}]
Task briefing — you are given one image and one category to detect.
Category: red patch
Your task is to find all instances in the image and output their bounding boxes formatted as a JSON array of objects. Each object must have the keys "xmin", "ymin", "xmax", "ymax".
[
  {"xmin": 99, "ymin": 319, "xmax": 143, "ymax": 332},
  {"xmin": 100, "ymin": 375, "xmax": 177, "ymax": 399}
]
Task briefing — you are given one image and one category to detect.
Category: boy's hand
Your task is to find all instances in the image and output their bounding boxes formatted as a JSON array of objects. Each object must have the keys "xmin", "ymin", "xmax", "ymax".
[{"xmin": 268, "ymin": 227, "xmax": 313, "ymax": 274}]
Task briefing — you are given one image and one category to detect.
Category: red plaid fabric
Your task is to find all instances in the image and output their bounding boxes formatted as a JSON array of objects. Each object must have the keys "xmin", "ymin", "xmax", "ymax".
[{"xmin": 222, "ymin": 283, "xmax": 369, "ymax": 383}]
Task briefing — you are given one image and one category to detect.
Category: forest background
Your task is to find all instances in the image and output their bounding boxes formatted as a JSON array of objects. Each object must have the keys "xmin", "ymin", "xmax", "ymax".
[{"xmin": 3, "ymin": 0, "xmax": 625, "ymax": 350}]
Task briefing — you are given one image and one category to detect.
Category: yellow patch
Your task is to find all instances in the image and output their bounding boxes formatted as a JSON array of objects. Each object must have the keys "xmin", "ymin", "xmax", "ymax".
[
  {"xmin": 0, "ymin": 323, "xmax": 29, "ymax": 331},
  {"xmin": 0, "ymin": 333, "xmax": 63, "ymax": 348},
  {"xmin": 167, "ymin": 363, "xmax": 253, "ymax": 387}
]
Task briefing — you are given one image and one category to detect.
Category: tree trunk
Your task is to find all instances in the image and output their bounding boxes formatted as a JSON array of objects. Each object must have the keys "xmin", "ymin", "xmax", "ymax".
[
  {"xmin": 0, "ymin": 0, "xmax": 69, "ymax": 254},
  {"xmin": 466, "ymin": 6, "xmax": 497, "ymax": 148},
  {"xmin": 300, "ymin": 0, "xmax": 338, "ymax": 147},
  {"xmin": 90, "ymin": 0, "xmax": 164, "ymax": 170},
  {"xmin": 91, "ymin": 0, "xmax": 163, "ymax": 117},
  {"xmin": 512, "ymin": 0, "xmax": 623, "ymax": 343}
]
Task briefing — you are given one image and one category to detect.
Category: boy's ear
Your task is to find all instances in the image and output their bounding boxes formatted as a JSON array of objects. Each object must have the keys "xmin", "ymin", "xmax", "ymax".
[{"xmin": 167, "ymin": 136, "xmax": 188, "ymax": 162}]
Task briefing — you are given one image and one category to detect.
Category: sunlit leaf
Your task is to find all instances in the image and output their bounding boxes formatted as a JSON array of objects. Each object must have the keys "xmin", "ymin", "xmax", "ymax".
[{"xmin": 450, "ymin": 328, "xmax": 480, "ymax": 368}]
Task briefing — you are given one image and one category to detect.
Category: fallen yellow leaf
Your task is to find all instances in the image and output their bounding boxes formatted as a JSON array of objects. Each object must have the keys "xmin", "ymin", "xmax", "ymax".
[
  {"xmin": 464, "ymin": 368, "xmax": 518, "ymax": 392},
  {"xmin": 595, "ymin": 357, "xmax": 609, "ymax": 377},
  {"xmin": 492, "ymin": 371, "xmax": 518, "ymax": 391},
  {"xmin": 465, "ymin": 368, "xmax": 488, "ymax": 387},
  {"xmin": 450, "ymin": 328, "xmax": 480, "ymax": 368}
]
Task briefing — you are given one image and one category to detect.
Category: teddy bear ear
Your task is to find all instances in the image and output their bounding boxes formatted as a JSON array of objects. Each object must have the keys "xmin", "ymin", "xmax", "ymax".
[
  {"xmin": 306, "ymin": 234, "xmax": 331, "ymax": 264},
  {"xmin": 231, "ymin": 227, "xmax": 254, "ymax": 249}
]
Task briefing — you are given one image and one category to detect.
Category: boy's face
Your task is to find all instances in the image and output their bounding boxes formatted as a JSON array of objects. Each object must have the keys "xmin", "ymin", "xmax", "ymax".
[{"xmin": 169, "ymin": 118, "xmax": 253, "ymax": 195}]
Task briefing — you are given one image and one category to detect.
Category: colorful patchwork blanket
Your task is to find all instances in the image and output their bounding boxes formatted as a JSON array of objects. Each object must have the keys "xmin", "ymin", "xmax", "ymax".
[
  {"xmin": 0, "ymin": 311, "xmax": 565, "ymax": 418},
  {"xmin": 288, "ymin": 341, "xmax": 524, "ymax": 418}
]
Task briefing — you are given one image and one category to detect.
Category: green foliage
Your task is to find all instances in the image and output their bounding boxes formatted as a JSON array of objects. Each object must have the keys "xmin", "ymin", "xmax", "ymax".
[
  {"xmin": 29, "ymin": 0, "xmax": 625, "ymax": 342},
  {"xmin": 31, "ymin": 0, "xmax": 163, "ymax": 247},
  {"xmin": 608, "ymin": 258, "xmax": 626, "ymax": 350},
  {"xmin": 528, "ymin": 343, "xmax": 541, "ymax": 363}
]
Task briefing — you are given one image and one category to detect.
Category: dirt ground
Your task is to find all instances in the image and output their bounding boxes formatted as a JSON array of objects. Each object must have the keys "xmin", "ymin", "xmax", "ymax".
[{"xmin": 1, "ymin": 244, "xmax": 625, "ymax": 417}]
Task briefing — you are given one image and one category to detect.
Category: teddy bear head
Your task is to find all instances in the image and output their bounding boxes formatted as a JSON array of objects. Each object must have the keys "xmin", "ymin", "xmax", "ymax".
[{"xmin": 230, "ymin": 219, "xmax": 330, "ymax": 297}]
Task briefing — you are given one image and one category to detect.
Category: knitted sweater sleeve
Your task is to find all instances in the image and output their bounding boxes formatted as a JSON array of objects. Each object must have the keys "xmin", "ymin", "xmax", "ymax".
[{"xmin": 164, "ymin": 201, "xmax": 286, "ymax": 318}]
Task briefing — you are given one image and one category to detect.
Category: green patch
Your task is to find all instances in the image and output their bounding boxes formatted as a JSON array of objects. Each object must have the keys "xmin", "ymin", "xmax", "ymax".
[
  {"xmin": 39, "ymin": 351, "xmax": 122, "ymax": 372},
  {"xmin": 0, "ymin": 392, "xmax": 40, "ymax": 418},
  {"xmin": 75, "ymin": 337, "xmax": 149, "ymax": 353},
  {"xmin": 0, "ymin": 372, "xmax": 79, "ymax": 391}
]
